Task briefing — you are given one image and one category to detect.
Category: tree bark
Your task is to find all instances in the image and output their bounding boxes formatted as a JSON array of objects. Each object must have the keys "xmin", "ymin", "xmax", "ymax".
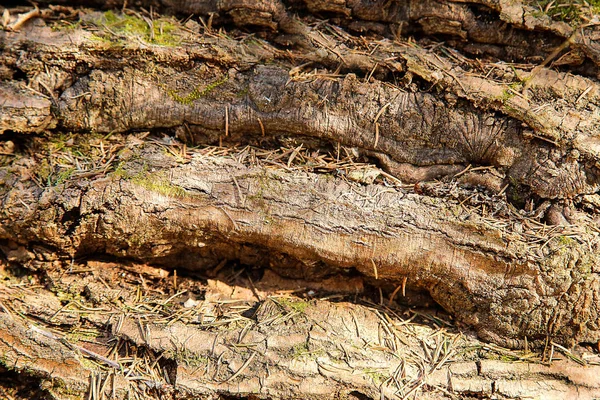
[
  {"xmin": 2, "ymin": 260, "xmax": 600, "ymax": 400},
  {"xmin": 2, "ymin": 0, "xmax": 600, "ymax": 398}
]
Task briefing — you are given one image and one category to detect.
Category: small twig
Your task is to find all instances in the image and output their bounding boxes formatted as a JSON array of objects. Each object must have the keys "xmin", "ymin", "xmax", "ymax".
[
  {"xmin": 219, "ymin": 206, "xmax": 239, "ymax": 231},
  {"xmin": 388, "ymin": 284, "xmax": 402, "ymax": 306},
  {"xmin": 1, "ymin": 9, "xmax": 10, "ymax": 29},
  {"xmin": 7, "ymin": 6, "xmax": 40, "ymax": 31},
  {"xmin": 366, "ymin": 62, "xmax": 378, "ymax": 82},
  {"xmin": 497, "ymin": 183, "xmax": 509, "ymax": 196},
  {"xmin": 224, "ymin": 350, "xmax": 257, "ymax": 382},
  {"xmin": 373, "ymin": 102, "xmax": 391, "ymax": 148},
  {"xmin": 29, "ymin": 325, "xmax": 122, "ymax": 370},
  {"xmin": 225, "ymin": 104, "xmax": 229, "ymax": 136},
  {"xmin": 371, "ymin": 259, "xmax": 379, "ymax": 280},
  {"xmin": 66, "ymin": 91, "xmax": 92, "ymax": 100},
  {"xmin": 453, "ymin": 164, "xmax": 472, "ymax": 178},
  {"xmin": 576, "ymin": 85, "xmax": 594, "ymax": 104},
  {"xmin": 231, "ymin": 175, "xmax": 245, "ymax": 205},
  {"xmin": 551, "ymin": 341, "xmax": 586, "ymax": 365},
  {"xmin": 257, "ymin": 117, "xmax": 265, "ymax": 136}
]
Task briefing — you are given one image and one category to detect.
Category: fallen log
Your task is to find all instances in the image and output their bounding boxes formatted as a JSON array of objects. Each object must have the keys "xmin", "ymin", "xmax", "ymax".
[{"xmin": 1, "ymin": 1, "xmax": 600, "ymax": 398}]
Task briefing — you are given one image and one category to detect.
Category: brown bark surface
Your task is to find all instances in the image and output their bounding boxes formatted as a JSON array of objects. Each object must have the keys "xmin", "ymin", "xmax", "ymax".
[
  {"xmin": 2, "ymin": 260, "xmax": 600, "ymax": 400},
  {"xmin": 2, "ymin": 0, "xmax": 600, "ymax": 398}
]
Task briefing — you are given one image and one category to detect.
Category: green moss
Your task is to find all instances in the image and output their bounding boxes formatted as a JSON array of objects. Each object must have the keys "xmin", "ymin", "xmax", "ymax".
[
  {"xmin": 79, "ymin": 357, "xmax": 102, "ymax": 371},
  {"xmin": 55, "ymin": 168, "xmax": 76, "ymax": 185},
  {"xmin": 498, "ymin": 78, "xmax": 525, "ymax": 104},
  {"xmin": 112, "ymin": 161, "xmax": 129, "ymax": 179},
  {"xmin": 89, "ymin": 33, "xmax": 114, "ymax": 45},
  {"xmin": 35, "ymin": 160, "xmax": 75, "ymax": 187},
  {"xmin": 56, "ymin": 289, "xmax": 83, "ymax": 303},
  {"xmin": 35, "ymin": 159, "xmax": 53, "ymax": 186},
  {"xmin": 97, "ymin": 10, "xmax": 180, "ymax": 46},
  {"xmin": 246, "ymin": 171, "xmax": 274, "ymax": 209},
  {"xmin": 166, "ymin": 348, "xmax": 209, "ymax": 368},
  {"xmin": 114, "ymin": 165, "xmax": 188, "ymax": 198},
  {"xmin": 531, "ymin": 0, "xmax": 600, "ymax": 24},
  {"xmin": 553, "ymin": 235, "xmax": 595, "ymax": 277},
  {"xmin": 168, "ymin": 76, "xmax": 229, "ymax": 105},
  {"xmin": 556, "ymin": 235, "xmax": 575, "ymax": 246},
  {"xmin": 291, "ymin": 343, "xmax": 309, "ymax": 359},
  {"xmin": 291, "ymin": 343, "xmax": 324, "ymax": 360},
  {"xmin": 363, "ymin": 369, "xmax": 389, "ymax": 385},
  {"xmin": 502, "ymin": 104, "xmax": 521, "ymax": 116},
  {"xmin": 276, "ymin": 297, "xmax": 311, "ymax": 313},
  {"xmin": 538, "ymin": 233, "xmax": 598, "ymax": 283},
  {"xmin": 499, "ymin": 354, "xmax": 520, "ymax": 362},
  {"xmin": 65, "ymin": 328, "xmax": 101, "ymax": 343},
  {"xmin": 51, "ymin": 20, "xmax": 82, "ymax": 32},
  {"xmin": 34, "ymin": 132, "xmax": 112, "ymax": 187},
  {"xmin": 262, "ymin": 213, "xmax": 275, "ymax": 225},
  {"xmin": 499, "ymin": 88, "xmax": 515, "ymax": 103},
  {"xmin": 131, "ymin": 174, "xmax": 188, "ymax": 198}
]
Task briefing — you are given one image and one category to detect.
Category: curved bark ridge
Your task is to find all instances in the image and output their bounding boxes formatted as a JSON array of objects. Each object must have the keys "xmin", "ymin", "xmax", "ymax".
[
  {"xmin": 23, "ymin": 0, "xmax": 600, "ymax": 72},
  {"xmin": 56, "ymin": 64, "xmax": 599, "ymax": 201},
  {"xmin": 1, "ymin": 2, "xmax": 600, "ymax": 351},
  {"xmin": 1, "ymin": 138, "xmax": 599, "ymax": 349},
  {"xmin": 2, "ymin": 6, "xmax": 600, "ymax": 203}
]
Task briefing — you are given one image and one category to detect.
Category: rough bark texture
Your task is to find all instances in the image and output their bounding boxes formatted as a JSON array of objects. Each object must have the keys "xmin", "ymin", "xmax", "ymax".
[
  {"xmin": 2, "ymin": 260, "xmax": 600, "ymax": 400},
  {"xmin": 2, "ymin": 139, "xmax": 600, "ymax": 351},
  {"xmin": 2, "ymin": 0, "xmax": 600, "ymax": 398}
]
